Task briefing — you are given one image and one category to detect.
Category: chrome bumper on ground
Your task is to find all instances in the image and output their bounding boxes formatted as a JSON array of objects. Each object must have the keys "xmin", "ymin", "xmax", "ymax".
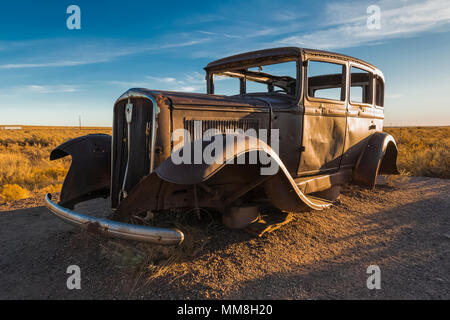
[{"xmin": 44, "ymin": 194, "xmax": 184, "ymax": 245}]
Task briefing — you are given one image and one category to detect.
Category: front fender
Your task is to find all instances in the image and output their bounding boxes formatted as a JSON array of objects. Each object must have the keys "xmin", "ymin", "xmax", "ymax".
[
  {"xmin": 50, "ymin": 134, "xmax": 111, "ymax": 208},
  {"xmin": 116, "ymin": 134, "xmax": 331, "ymax": 218},
  {"xmin": 154, "ymin": 133, "xmax": 279, "ymax": 184},
  {"xmin": 353, "ymin": 132, "xmax": 399, "ymax": 188}
]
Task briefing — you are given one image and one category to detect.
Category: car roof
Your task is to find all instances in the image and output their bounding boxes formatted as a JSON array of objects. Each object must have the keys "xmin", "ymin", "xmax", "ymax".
[{"xmin": 204, "ymin": 47, "xmax": 380, "ymax": 73}]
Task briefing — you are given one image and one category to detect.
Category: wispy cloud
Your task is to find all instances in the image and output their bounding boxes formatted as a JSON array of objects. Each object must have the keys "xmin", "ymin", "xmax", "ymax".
[
  {"xmin": 176, "ymin": 14, "xmax": 226, "ymax": 26},
  {"xmin": 146, "ymin": 72, "xmax": 205, "ymax": 92},
  {"xmin": 197, "ymin": 31, "xmax": 217, "ymax": 36},
  {"xmin": 107, "ymin": 80, "xmax": 150, "ymax": 88},
  {"xmin": 277, "ymin": 0, "xmax": 450, "ymax": 49},
  {"xmin": 188, "ymin": 0, "xmax": 450, "ymax": 54},
  {"xmin": 0, "ymin": 38, "xmax": 140, "ymax": 69},
  {"xmin": 0, "ymin": 84, "xmax": 78, "ymax": 95},
  {"xmin": 109, "ymin": 72, "xmax": 206, "ymax": 92},
  {"xmin": 155, "ymin": 38, "xmax": 210, "ymax": 49},
  {"xmin": 272, "ymin": 11, "xmax": 305, "ymax": 22},
  {"xmin": 25, "ymin": 85, "xmax": 77, "ymax": 94},
  {"xmin": 2, "ymin": 1, "xmax": 449, "ymax": 72},
  {"xmin": 0, "ymin": 36, "xmax": 211, "ymax": 70},
  {"xmin": 197, "ymin": 30, "xmax": 244, "ymax": 40},
  {"xmin": 0, "ymin": 60, "xmax": 108, "ymax": 69}
]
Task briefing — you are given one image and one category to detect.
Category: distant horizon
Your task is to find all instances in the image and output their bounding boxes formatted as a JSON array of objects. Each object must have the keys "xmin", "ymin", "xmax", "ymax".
[
  {"xmin": 1, "ymin": 124, "xmax": 449, "ymax": 129},
  {"xmin": 0, "ymin": 124, "xmax": 112, "ymax": 129}
]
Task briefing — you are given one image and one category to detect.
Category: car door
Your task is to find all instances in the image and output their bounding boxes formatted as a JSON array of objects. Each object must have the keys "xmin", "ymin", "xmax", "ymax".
[
  {"xmin": 297, "ymin": 58, "xmax": 347, "ymax": 176},
  {"xmin": 341, "ymin": 63, "xmax": 380, "ymax": 169}
]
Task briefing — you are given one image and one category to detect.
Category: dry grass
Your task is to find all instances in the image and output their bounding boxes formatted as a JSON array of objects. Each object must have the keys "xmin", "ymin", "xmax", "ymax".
[
  {"xmin": 93, "ymin": 211, "xmax": 215, "ymax": 293},
  {"xmin": 0, "ymin": 126, "xmax": 448, "ymax": 202},
  {"xmin": 384, "ymin": 126, "xmax": 450, "ymax": 179},
  {"xmin": 0, "ymin": 126, "xmax": 111, "ymax": 202}
]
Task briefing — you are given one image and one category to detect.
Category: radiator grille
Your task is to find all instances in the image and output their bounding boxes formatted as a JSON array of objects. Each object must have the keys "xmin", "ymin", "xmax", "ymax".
[
  {"xmin": 184, "ymin": 119, "xmax": 259, "ymax": 141},
  {"xmin": 111, "ymin": 99, "xmax": 153, "ymax": 208}
]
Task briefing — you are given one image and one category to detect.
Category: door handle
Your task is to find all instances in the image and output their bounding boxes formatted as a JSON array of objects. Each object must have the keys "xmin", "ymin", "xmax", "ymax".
[{"xmin": 369, "ymin": 124, "xmax": 376, "ymax": 130}]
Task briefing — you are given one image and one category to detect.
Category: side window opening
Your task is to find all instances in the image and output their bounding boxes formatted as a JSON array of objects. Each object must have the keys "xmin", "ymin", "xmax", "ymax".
[
  {"xmin": 375, "ymin": 77, "xmax": 384, "ymax": 107},
  {"xmin": 246, "ymin": 80, "xmax": 269, "ymax": 93},
  {"xmin": 307, "ymin": 60, "xmax": 345, "ymax": 102},
  {"xmin": 350, "ymin": 66, "xmax": 373, "ymax": 104},
  {"xmin": 213, "ymin": 75, "xmax": 241, "ymax": 96}
]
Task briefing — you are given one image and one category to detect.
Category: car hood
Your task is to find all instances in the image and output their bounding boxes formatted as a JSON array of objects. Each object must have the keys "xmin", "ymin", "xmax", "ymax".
[{"xmin": 120, "ymin": 88, "xmax": 297, "ymax": 109}]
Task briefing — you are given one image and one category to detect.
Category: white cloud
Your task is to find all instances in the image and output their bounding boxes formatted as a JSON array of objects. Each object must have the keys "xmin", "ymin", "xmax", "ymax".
[
  {"xmin": 197, "ymin": 30, "xmax": 217, "ymax": 35},
  {"xmin": 146, "ymin": 76, "xmax": 178, "ymax": 84},
  {"xmin": 109, "ymin": 73, "xmax": 206, "ymax": 92},
  {"xmin": 107, "ymin": 80, "xmax": 150, "ymax": 88},
  {"xmin": 0, "ymin": 84, "xmax": 78, "ymax": 95},
  {"xmin": 178, "ymin": 86, "xmax": 197, "ymax": 92},
  {"xmin": 24, "ymin": 85, "xmax": 77, "ymax": 94},
  {"xmin": 271, "ymin": 11, "xmax": 303, "ymax": 22},
  {"xmin": 277, "ymin": 0, "xmax": 450, "ymax": 49},
  {"xmin": 185, "ymin": 72, "xmax": 206, "ymax": 83},
  {"xmin": 0, "ymin": 36, "xmax": 211, "ymax": 70},
  {"xmin": 0, "ymin": 60, "xmax": 108, "ymax": 69},
  {"xmin": 155, "ymin": 38, "xmax": 210, "ymax": 50},
  {"xmin": 176, "ymin": 14, "xmax": 226, "ymax": 26}
]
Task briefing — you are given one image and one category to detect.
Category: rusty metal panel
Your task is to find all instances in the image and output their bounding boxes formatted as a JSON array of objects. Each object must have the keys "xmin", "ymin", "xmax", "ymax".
[
  {"xmin": 271, "ymin": 109, "xmax": 303, "ymax": 176},
  {"xmin": 50, "ymin": 134, "xmax": 111, "ymax": 208},
  {"xmin": 297, "ymin": 110, "xmax": 347, "ymax": 175}
]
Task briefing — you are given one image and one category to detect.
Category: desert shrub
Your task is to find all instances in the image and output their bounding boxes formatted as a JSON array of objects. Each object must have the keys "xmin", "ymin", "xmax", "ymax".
[
  {"xmin": 0, "ymin": 127, "xmax": 111, "ymax": 202},
  {"xmin": 384, "ymin": 127, "xmax": 450, "ymax": 179},
  {"xmin": 37, "ymin": 183, "xmax": 63, "ymax": 195},
  {"xmin": 0, "ymin": 184, "xmax": 30, "ymax": 202}
]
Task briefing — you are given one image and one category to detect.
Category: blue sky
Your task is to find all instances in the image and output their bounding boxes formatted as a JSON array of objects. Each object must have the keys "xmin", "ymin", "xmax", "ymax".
[{"xmin": 0, "ymin": 0, "xmax": 449, "ymax": 126}]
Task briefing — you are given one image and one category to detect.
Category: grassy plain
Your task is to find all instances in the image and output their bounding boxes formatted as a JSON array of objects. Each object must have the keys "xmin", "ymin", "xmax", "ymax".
[
  {"xmin": 0, "ymin": 126, "xmax": 111, "ymax": 202},
  {"xmin": 384, "ymin": 126, "xmax": 449, "ymax": 179},
  {"xmin": 0, "ymin": 126, "xmax": 448, "ymax": 202}
]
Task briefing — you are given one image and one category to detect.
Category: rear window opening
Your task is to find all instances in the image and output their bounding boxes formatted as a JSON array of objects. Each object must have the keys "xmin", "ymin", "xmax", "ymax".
[
  {"xmin": 350, "ymin": 66, "xmax": 373, "ymax": 105},
  {"xmin": 375, "ymin": 77, "xmax": 384, "ymax": 107}
]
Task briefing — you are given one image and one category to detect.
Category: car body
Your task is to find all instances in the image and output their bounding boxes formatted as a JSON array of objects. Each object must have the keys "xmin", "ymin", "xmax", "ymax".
[{"xmin": 45, "ymin": 47, "xmax": 399, "ymax": 244}]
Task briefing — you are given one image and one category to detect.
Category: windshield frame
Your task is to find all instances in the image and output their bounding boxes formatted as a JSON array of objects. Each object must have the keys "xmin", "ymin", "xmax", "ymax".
[{"xmin": 205, "ymin": 56, "xmax": 301, "ymax": 100}]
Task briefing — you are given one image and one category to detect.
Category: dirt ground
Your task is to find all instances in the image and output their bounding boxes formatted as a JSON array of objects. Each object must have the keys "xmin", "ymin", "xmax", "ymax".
[{"xmin": 0, "ymin": 176, "xmax": 449, "ymax": 300}]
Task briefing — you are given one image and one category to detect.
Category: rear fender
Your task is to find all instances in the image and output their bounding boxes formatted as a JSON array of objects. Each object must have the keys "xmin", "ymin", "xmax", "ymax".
[
  {"xmin": 353, "ymin": 132, "xmax": 399, "ymax": 188},
  {"xmin": 50, "ymin": 134, "xmax": 111, "ymax": 208}
]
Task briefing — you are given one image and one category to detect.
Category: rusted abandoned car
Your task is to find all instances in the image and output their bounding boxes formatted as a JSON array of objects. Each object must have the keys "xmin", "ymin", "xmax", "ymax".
[{"xmin": 45, "ymin": 47, "xmax": 398, "ymax": 245}]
